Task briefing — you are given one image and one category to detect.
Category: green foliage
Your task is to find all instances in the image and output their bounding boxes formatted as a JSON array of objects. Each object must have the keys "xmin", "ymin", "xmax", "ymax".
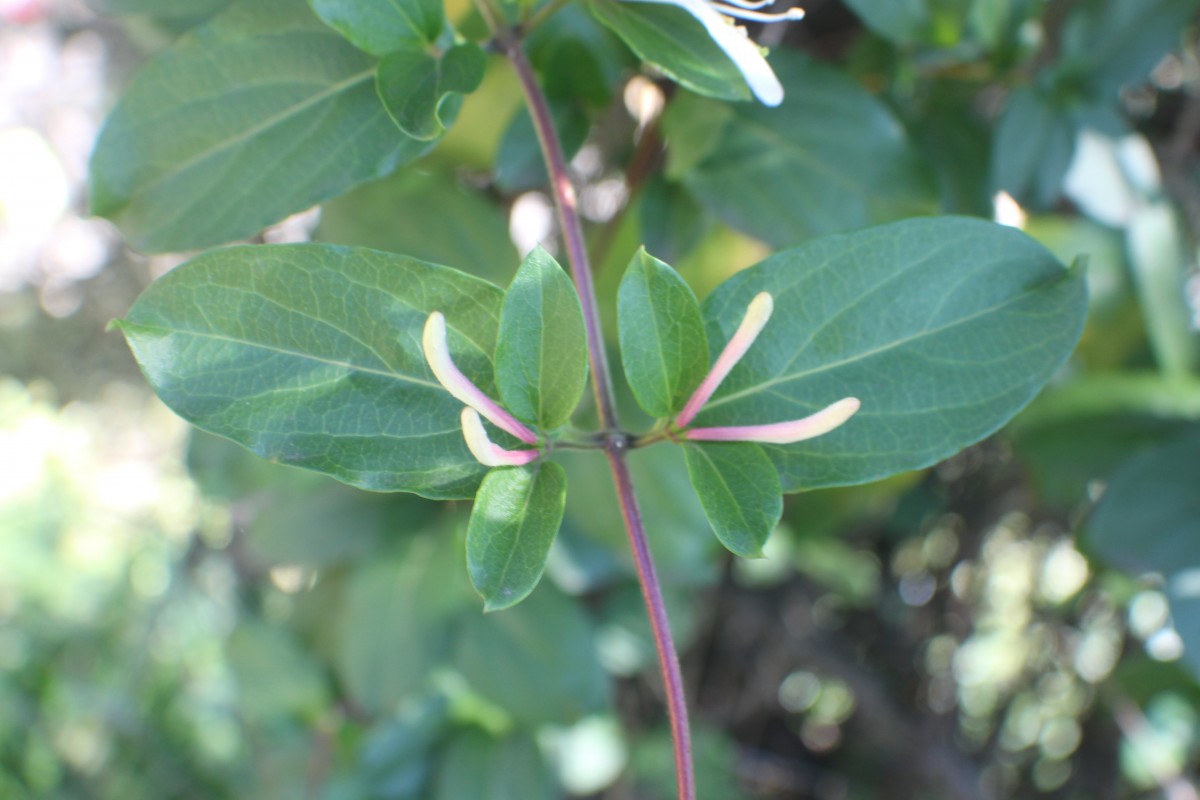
[
  {"xmin": 495, "ymin": 248, "xmax": 589, "ymax": 429},
  {"xmin": 89, "ymin": 0, "xmax": 428, "ymax": 253},
  {"xmin": 115, "ymin": 244, "xmax": 502, "ymax": 498},
  {"xmin": 377, "ymin": 43, "xmax": 487, "ymax": 141},
  {"xmin": 696, "ymin": 217, "xmax": 1087, "ymax": 491},
  {"xmin": 467, "ymin": 462, "xmax": 568, "ymax": 611},
  {"xmin": 664, "ymin": 53, "xmax": 935, "ymax": 247},
  {"xmin": 682, "ymin": 442, "xmax": 781, "ymax": 557},
  {"xmin": 310, "ymin": 0, "xmax": 443, "ymax": 54},
  {"xmin": 617, "ymin": 249, "xmax": 709, "ymax": 419}
]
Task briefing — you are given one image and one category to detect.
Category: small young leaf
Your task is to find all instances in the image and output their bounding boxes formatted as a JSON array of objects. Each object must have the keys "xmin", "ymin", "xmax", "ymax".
[
  {"xmin": 467, "ymin": 462, "xmax": 568, "ymax": 611},
  {"xmin": 617, "ymin": 249, "xmax": 709, "ymax": 419},
  {"xmin": 697, "ymin": 216, "xmax": 1088, "ymax": 492},
  {"xmin": 494, "ymin": 247, "xmax": 589, "ymax": 430},
  {"xmin": 376, "ymin": 43, "xmax": 487, "ymax": 141},
  {"xmin": 114, "ymin": 244, "xmax": 504, "ymax": 499},
  {"xmin": 89, "ymin": 0, "xmax": 428, "ymax": 253},
  {"xmin": 587, "ymin": 0, "xmax": 752, "ymax": 102},
  {"xmin": 683, "ymin": 442, "xmax": 781, "ymax": 557},
  {"xmin": 310, "ymin": 0, "xmax": 443, "ymax": 55}
]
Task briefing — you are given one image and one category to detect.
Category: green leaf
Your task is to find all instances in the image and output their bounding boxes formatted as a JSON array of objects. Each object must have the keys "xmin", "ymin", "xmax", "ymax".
[
  {"xmin": 673, "ymin": 52, "xmax": 934, "ymax": 247},
  {"xmin": 432, "ymin": 730, "xmax": 555, "ymax": 800},
  {"xmin": 310, "ymin": 0, "xmax": 442, "ymax": 54},
  {"xmin": 89, "ymin": 0, "xmax": 428, "ymax": 253},
  {"xmin": 115, "ymin": 243, "xmax": 504, "ymax": 499},
  {"xmin": 842, "ymin": 0, "xmax": 933, "ymax": 45},
  {"xmin": 1085, "ymin": 430, "xmax": 1200, "ymax": 679},
  {"xmin": 1059, "ymin": 0, "xmax": 1197, "ymax": 98},
  {"xmin": 315, "ymin": 168, "xmax": 519, "ymax": 285},
  {"xmin": 494, "ymin": 248, "xmax": 589, "ymax": 429},
  {"xmin": 695, "ymin": 217, "xmax": 1088, "ymax": 491},
  {"xmin": 683, "ymin": 442, "xmax": 781, "ymax": 557},
  {"xmin": 336, "ymin": 531, "xmax": 474, "ymax": 713},
  {"xmin": 587, "ymin": 0, "xmax": 753, "ymax": 102},
  {"xmin": 227, "ymin": 621, "xmax": 329, "ymax": 721},
  {"xmin": 990, "ymin": 85, "xmax": 1075, "ymax": 208},
  {"xmin": 467, "ymin": 462, "xmax": 568, "ymax": 611},
  {"xmin": 638, "ymin": 177, "xmax": 711, "ymax": 263},
  {"xmin": 453, "ymin": 587, "xmax": 609, "ymax": 725},
  {"xmin": 377, "ymin": 43, "xmax": 487, "ymax": 141},
  {"xmin": 617, "ymin": 249, "xmax": 709, "ymax": 419},
  {"xmin": 526, "ymin": 4, "xmax": 633, "ymax": 106}
]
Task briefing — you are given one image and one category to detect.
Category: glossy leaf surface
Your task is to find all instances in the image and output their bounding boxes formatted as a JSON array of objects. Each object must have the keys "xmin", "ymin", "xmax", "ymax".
[
  {"xmin": 467, "ymin": 462, "xmax": 568, "ymax": 612},
  {"xmin": 617, "ymin": 249, "xmax": 709, "ymax": 419},
  {"xmin": 115, "ymin": 244, "xmax": 504, "ymax": 498},
  {"xmin": 671, "ymin": 52, "xmax": 934, "ymax": 246},
  {"xmin": 376, "ymin": 43, "xmax": 487, "ymax": 141},
  {"xmin": 587, "ymin": 0, "xmax": 752, "ymax": 102},
  {"xmin": 683, "ymin": 442, "xmax": 781, "ymax": 557},
  {"xmin": 310, "ymin": 0, "xmax": 442, "ymax": 54},
  {"xmin": 495, "ymin": 248, "xmax": 589, "ymax": 430},
  {"xmin": 695, "ymin": 217, "xmax": 1088, "ymax": 491},
  {"xmin": 89, "ymin": 0, "xmax": 427, "ymax": 253}
]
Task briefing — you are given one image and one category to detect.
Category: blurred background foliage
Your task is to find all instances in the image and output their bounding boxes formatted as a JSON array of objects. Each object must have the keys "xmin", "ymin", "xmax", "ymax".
[{"xmin": 2, "ymin": 0, "xmax": 1200, "ymax": 797}]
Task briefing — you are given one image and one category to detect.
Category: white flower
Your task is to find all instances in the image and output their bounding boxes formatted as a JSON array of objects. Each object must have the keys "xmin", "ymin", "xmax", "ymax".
[{"xmin": 624, "ymin": 0, "xmax": 804, "ymax": 106}]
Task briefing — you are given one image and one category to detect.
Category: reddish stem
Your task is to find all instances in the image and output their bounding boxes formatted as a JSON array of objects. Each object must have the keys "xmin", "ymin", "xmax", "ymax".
[{"xmin": 499, "ymin": 26, "xmax": 697, "ymax": 800}]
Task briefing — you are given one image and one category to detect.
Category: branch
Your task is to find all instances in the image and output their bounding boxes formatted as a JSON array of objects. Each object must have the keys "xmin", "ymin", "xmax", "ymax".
[{"xmin": 486, "ymin": 16, "xmax": 698, "ymax": 800}]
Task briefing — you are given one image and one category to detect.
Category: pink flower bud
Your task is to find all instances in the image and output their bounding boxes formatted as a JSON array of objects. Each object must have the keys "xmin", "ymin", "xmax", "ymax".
[
  {"xmin": 685, "ymin": 397, "xmax": 861, "ymax": 444},
  {"xmin": 676, "ymin": 292, "xmax": 773, "ymax": 429},
  {"xmin": 461, "ymin": 408, "xmax": 541, "ymax": 467},
  {"xmin": 423, "ymin": 312, "xmax": 539, "ymax": 445}
]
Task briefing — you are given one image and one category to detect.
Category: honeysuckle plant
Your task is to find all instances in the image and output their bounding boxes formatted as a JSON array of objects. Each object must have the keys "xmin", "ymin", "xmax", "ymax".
[{"xmin": 91, "ymin": 0, "xmax": 1092, "ymax": 796}]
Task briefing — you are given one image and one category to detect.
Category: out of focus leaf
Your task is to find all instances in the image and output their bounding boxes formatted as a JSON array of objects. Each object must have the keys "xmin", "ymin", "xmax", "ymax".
[
  {"xmin": 89, "ymin": 0, "xmax": 427, "ymax": 253},
  {"xmin": 377, "ymin": 43, "xmax": 487, "ymax": 141},
  {"xmin": 1128, "ymin": 204, "xmax": 1200, "ymax": 378},
  {"xmin": 495, "ymin": 102, "xmax": 590, "ymax": 192},
  {"xmin": 227, "ymin": 621, "xmax": 329, "ymax": 721},
  {"xmin": 638, "ymin": 178, "xmax": 711, "ymax": 264},
  {"xmin": 310, "ymin": 0, "xmax": 442, "ymax": 54},
  {"xmin": 453, "ymin": 587, "xmax": 608, "ymax": 726},
  {"xmin": 315, "ymin": 169, "xmax": 518, "ymax": 284},
  {"xmin": 990, "ymin": 85, "xmax": 1075, "ymax": 208},
  {"xmin": 527, "ymin": 4, "xmax": 632, "ymax": 105},
  {"xmin": 86, "ymin": 0, "xmax": 232, "ymax": 17},
  {"xmin": 673, "ymin": 52, "xmax": 934, "ymax": 246},
  {"xmin": 1087, "ymin": 429, "xmax": 1200, "ymax": 679},
  {"xmin": 432, "ymin": 730, "xmax": 555, "ymax": 800}
]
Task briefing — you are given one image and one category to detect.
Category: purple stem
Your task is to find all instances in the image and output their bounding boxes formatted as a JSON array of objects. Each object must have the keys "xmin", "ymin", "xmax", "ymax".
[{"xmin": 499, "ymin": 27, "xmax": 697, "ymax": 800}]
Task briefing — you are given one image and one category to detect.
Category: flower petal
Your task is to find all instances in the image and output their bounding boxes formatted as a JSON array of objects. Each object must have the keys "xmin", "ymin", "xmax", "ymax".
[
  {"xmin": 625, "ymin": 0, "xmax": 785, "ymax": 106},
  {"xmin": 461, "ymin": 408, "xmax": 541, "ymax": 467},
  {"xmin": 676, "ymin": 292, "xmax": 773, "ymax": 428},
  {"xmin": 423, "ymin": 312, "xmax": 539, "ymax": 444},
  {"xmin": 685, "ymin": 397, "xmax": 861, "ymax": 443}
]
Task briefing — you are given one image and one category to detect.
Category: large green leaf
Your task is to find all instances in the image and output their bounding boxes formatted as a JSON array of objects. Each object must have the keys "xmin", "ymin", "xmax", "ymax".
[
  {"xmin": 432, "ymin": 730, "xmax": 555, "ymax": 800},
  {"xmin": 587, "ymin": 0, "xmax": 752, "ymax": 102},
  {"xmin": 453, "ymin": 587, "xmax": 609, "ymax": 726},
  {"xmin": 467, "ymin": 462, "xmax": 568, "ymax": 612},
  {"xmin": 495, "ymin": 248, "xmax": 589, "ymax": 430},
  {"xmin": 683, "ymin": 442, "xmax": 781, "ymax": 557},
  {"xmin": 694, "ymin": 217, "xmax": 1088, "ymax": 491},
  {"xmin": 617, "ymin": 249, "xmax": 709, "ymax": 419},
  {"xmin": 1085, "ymin": 430, "xmax": 1200, "ymax": 678},
  {"xmin": 86, "ymin": 0, "xmax": 232, "ymax": 17},
  {"xmin": 89, "ymin": 0, "xmax": 427, "ymax": 253},
  {"xmin": 310, "ymin": 0, "xmax": 442, "ymax": 55},
  {"xmin": 376, "ymin": 43, "xmax": 487, "ymax": 141},
  {"xmin": 336, "ymin": 531, "xmax": 474, "ymax": 713},
  {"xmin": 115, "ymin": 244, "xmax": 504, "ymax": 499},
  {"xmin": 671, "ymin": 52, "xmax": 934, "ymax": 247}
]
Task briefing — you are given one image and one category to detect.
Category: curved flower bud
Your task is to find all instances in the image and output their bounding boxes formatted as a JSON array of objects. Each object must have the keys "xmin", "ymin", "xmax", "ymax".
[
  {"xmin": 684, "ymin": 397, "xmax": 861, "ymax": 444},
  {"xmin": 423, "ymin": 312, "xmax": 539, "ymax": 445},
  {"xmin": 676, "ymin": 292, "xmax": 773, "ymax": 428},
  {"xmin": 624, "ymin": 0, "xmax": 792, "ymax": 106},
  {"xmin": 461, "ymin": 408, "xmax": 541, "ymax": 467}
]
